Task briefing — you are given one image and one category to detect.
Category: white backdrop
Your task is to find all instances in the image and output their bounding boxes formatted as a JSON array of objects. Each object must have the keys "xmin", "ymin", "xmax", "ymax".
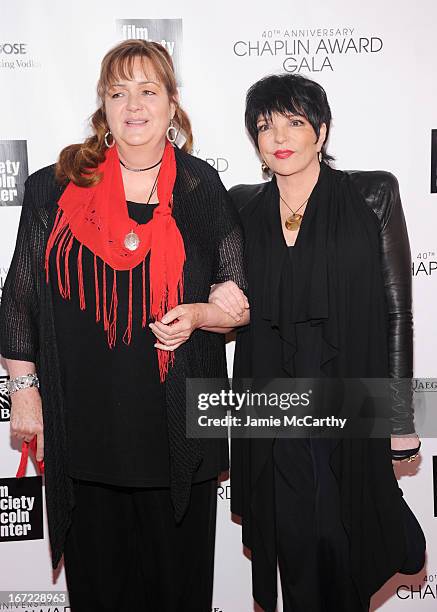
[{"xmin": 1, "ymin": 1, "xmax": 437, "ymax": 610}]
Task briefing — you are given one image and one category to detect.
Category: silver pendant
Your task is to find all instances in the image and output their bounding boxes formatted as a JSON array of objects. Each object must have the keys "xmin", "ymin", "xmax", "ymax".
[{"xmin": 124, "ymin": 230, "xmax": 140, "ymax": 251}]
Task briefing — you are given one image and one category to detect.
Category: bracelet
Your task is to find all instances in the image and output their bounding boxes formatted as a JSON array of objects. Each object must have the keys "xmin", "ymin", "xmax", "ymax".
[
  {"xmin": 6, "ymin": 373, "xmax": 40, "ymax": 395},
  {"xmin": 391, "ymin": 441, "xmax": 421, "ymax": 463}
]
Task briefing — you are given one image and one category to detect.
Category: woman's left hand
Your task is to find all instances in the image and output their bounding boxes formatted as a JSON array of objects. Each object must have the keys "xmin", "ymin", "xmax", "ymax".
[{"xmin": 149, "ymin": 304, "xmax": 203, "ymax": 351}]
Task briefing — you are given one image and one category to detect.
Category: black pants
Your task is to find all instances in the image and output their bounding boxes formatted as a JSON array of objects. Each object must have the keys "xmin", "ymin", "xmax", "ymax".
[
  {"xmin": 64, "ymin": 477, "xmax": 218, "ymax": 612},
  {"xmin": 273, "ymin": 439, "xmax": 367, "ymax": 612}
]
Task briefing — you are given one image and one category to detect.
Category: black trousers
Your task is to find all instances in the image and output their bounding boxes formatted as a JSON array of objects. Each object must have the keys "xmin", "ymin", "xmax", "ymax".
[
  {"xmin": 273, "ymin": 438, "xmax": 367, "ymax": 612},
  {"xmin": 64, "ymin": 477, "xmax": 218, "ymax": 612}
]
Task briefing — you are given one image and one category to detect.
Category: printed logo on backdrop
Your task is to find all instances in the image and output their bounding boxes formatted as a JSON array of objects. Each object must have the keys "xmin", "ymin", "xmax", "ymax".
[
  {"xmin": 413, "ymin": 379, "xmax": 437, "ymax": 392},
  {"xmin": 233, "ymin": 27, "xmax": 383, "ymax": 73},
  {"xmin": 397, "ymin": 576, "xmax": 437, "ymax": 600},
  {"xmin": 0, "ymin": 376, "xmax": 11, "ymax": 422},
  {"xmin": 412, "ymin": 250, "xmax": 437, "ymax": 277},
  {"xmin": 0, "ymin": 476, "xmax": 43, "ymax": 542},
  {"xmin": 0, "ymin": 141, "xmax": 28, "ymax": 206},
  {"xmin": 0, "ymin": 43, "xmax": 41, "ymax": 70},
  {"xmin": 431, "ymin": 130, "xmax": 437, "ymax": 193},
  {"xmin": 217, "ymin": 483, "xmax": 230, "ymax": 501},
  {"xmin": 194, "ymin": 147, "xmax": 229, "ymax": 174},
  {"xmin": 116, "ymin": 19, "xmax": 183, "ymax": 86}
]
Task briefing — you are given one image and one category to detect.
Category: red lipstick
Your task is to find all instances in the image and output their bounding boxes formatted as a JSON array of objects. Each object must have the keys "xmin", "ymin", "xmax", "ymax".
[{"xmin": 274, "ymin": 149, "xmax": 294, "ymax": 159}]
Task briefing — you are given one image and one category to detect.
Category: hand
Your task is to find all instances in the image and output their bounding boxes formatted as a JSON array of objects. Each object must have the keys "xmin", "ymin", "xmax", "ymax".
[
  {"xmin": 391, "ymin": 433, "xmax": 421, "ymax": 464},
  {"xmin": 10, "ymin": 387, "xmax": 44, "ymax": 462},
  {"xmin": 149, "ymin": 303, "xmax": 204, "ymax": 352},
  {"xmin": 209, "ymin": 281, "xmax": 249, "ymax": 322}
]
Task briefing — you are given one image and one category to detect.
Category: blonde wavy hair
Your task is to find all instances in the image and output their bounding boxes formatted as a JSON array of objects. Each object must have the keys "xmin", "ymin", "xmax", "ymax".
[{"xmin": 56, "ymin": 39, "xmax": 193, "ymax": 187}]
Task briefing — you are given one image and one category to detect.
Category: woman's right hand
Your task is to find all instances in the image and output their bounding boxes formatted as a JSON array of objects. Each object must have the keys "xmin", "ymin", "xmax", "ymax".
[
  {"xmin": 208, "ymin": 280, "xmax": 249, "ymax": 322},
  {"xmin": 10, "ymin": 387, "xmax": 44, "ymax": 462}
]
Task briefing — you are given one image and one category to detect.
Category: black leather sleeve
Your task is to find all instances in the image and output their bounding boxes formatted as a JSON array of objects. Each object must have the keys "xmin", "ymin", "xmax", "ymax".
[
  {"xmin": 350, "ymin": 171, "xmax": 415, "ymax": 435},
  {"xmin": 379, "ymin": 175, "xmax": 415, "ymax": 435}
]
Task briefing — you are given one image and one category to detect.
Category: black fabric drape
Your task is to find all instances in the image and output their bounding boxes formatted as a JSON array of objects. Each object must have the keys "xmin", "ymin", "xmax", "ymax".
[
  {"xmin": 246, "ymin": 162, "xmax": 389, "ymax": 380},
  {"xmin": 231, "ymin": 164, "xmax": 413, "ymax": 610}
]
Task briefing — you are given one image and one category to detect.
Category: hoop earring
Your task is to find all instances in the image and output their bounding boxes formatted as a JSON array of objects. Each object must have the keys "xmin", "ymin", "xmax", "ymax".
[
  {"xmin": 261, "ymin": 160, "xmax": 269, "ymax": 173},
  {"xmin": 318, "ymin": 151, "xmax": 322, "ymax": 163},
  {"xmin": 166, "ymin": 120, "xmax": 178, "ymax": 144},
  {"xmin": 104, "ymin": 131, "xmax": 114, "ymax": 148}
]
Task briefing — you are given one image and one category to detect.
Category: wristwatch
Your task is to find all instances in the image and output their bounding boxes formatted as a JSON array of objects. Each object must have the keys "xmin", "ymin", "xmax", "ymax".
[{"xmin": 6, "ymin": 373, "xmax": 40, "ymax": 395}]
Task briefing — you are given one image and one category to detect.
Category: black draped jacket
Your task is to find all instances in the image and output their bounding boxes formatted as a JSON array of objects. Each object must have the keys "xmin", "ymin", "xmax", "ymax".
[
  {"xmin": 0, "ymin": 147, "xmax": 247, "ymax": 569},
  {"xmin": 229, "ymin": 168, "xmax": 418, "ymax": 610}
]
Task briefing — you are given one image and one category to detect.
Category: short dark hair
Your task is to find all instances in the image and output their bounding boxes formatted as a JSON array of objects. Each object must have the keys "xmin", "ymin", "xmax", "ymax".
[{"xmin": 245, "ymin": 73, "xmax": 333, "ymax": 161}]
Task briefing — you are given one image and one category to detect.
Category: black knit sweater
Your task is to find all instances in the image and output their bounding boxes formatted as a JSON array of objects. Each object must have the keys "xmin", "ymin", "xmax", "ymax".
[{"xmin": 0, "ymin": 147, "xmax": 247, "ymax": 568}]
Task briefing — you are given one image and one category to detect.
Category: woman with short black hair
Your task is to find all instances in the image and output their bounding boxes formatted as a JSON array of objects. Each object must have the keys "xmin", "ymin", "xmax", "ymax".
[{"xmin": 210, "ymin": 73, "xmax": 425, "ymax": 611}]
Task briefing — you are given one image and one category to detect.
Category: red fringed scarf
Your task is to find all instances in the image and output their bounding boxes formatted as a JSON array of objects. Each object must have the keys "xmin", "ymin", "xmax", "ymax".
[{"xmin": 45, "ymin": 141, "xmax": 185, "ymax": 381}]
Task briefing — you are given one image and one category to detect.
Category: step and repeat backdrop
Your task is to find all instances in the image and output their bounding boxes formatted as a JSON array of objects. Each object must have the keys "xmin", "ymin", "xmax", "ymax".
[{"xmin": 1, "ymin": 1, "xmax": 437, "ymax": 610}]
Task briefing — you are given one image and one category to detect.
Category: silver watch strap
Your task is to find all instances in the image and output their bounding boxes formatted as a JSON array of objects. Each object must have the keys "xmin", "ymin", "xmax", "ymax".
[{"xmin": 6, "ymin": 373, "xmax": 40, "ymax": 395}]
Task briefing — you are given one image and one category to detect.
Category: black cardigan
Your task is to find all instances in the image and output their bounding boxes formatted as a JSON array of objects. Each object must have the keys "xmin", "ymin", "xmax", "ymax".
[{"xmin": 0, "ymin": 147, "xmax": 247, "ymax": 569}]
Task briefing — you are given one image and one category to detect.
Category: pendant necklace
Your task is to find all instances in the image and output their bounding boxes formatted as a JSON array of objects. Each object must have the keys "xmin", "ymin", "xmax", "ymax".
[
  {"xmin": 280, "ymin": 194, "xmax": 309, "ymax": 231},
  {"xmin": 124, "ymin": 169, "xmax": 160, "ymax": 251}
]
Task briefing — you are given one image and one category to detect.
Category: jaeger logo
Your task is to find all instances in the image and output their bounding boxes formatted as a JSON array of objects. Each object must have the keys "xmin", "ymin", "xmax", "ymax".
[
  {"xmin": 0, "ymin": 376, "xmax": 10, "ymax": 422},
  {"xmin": 0, "ymin": 141, "xmax": 28, "ymax": 206},
  {"xmin": 413, "ymin": 379, "xmax": 437, "ymax": 392},
  {"xmin": 116, "ymin": 19, "xmax": 183, "ymax": 86}
]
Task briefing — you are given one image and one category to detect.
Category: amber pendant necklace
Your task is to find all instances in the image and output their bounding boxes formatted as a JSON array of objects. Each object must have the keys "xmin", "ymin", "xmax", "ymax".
[{"xmin": 280, "ymin": 194, "xmax": 309, "ymax": 231}]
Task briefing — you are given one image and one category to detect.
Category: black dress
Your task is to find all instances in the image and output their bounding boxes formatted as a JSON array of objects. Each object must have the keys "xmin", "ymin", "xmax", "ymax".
[
  {"xmin": 229, "ymin": 164, "xmax": 422, "ymax": 612},
  {"xmin": 50, "ymin": 201, "xmax": 219, "ymax": 487},
  {"xmin": 50, "ymin": 202, "xmax": 168, "ymax": 486},
  {"xmin": 272, "ymin": 246, "xmax": 363, "ymax": 611}
]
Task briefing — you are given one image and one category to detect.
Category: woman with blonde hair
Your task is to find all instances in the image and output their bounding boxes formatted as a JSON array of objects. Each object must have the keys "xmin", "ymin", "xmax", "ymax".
[{"xmin": 0, "ymin": 39, "xmax": 247, "ymax": 611}]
